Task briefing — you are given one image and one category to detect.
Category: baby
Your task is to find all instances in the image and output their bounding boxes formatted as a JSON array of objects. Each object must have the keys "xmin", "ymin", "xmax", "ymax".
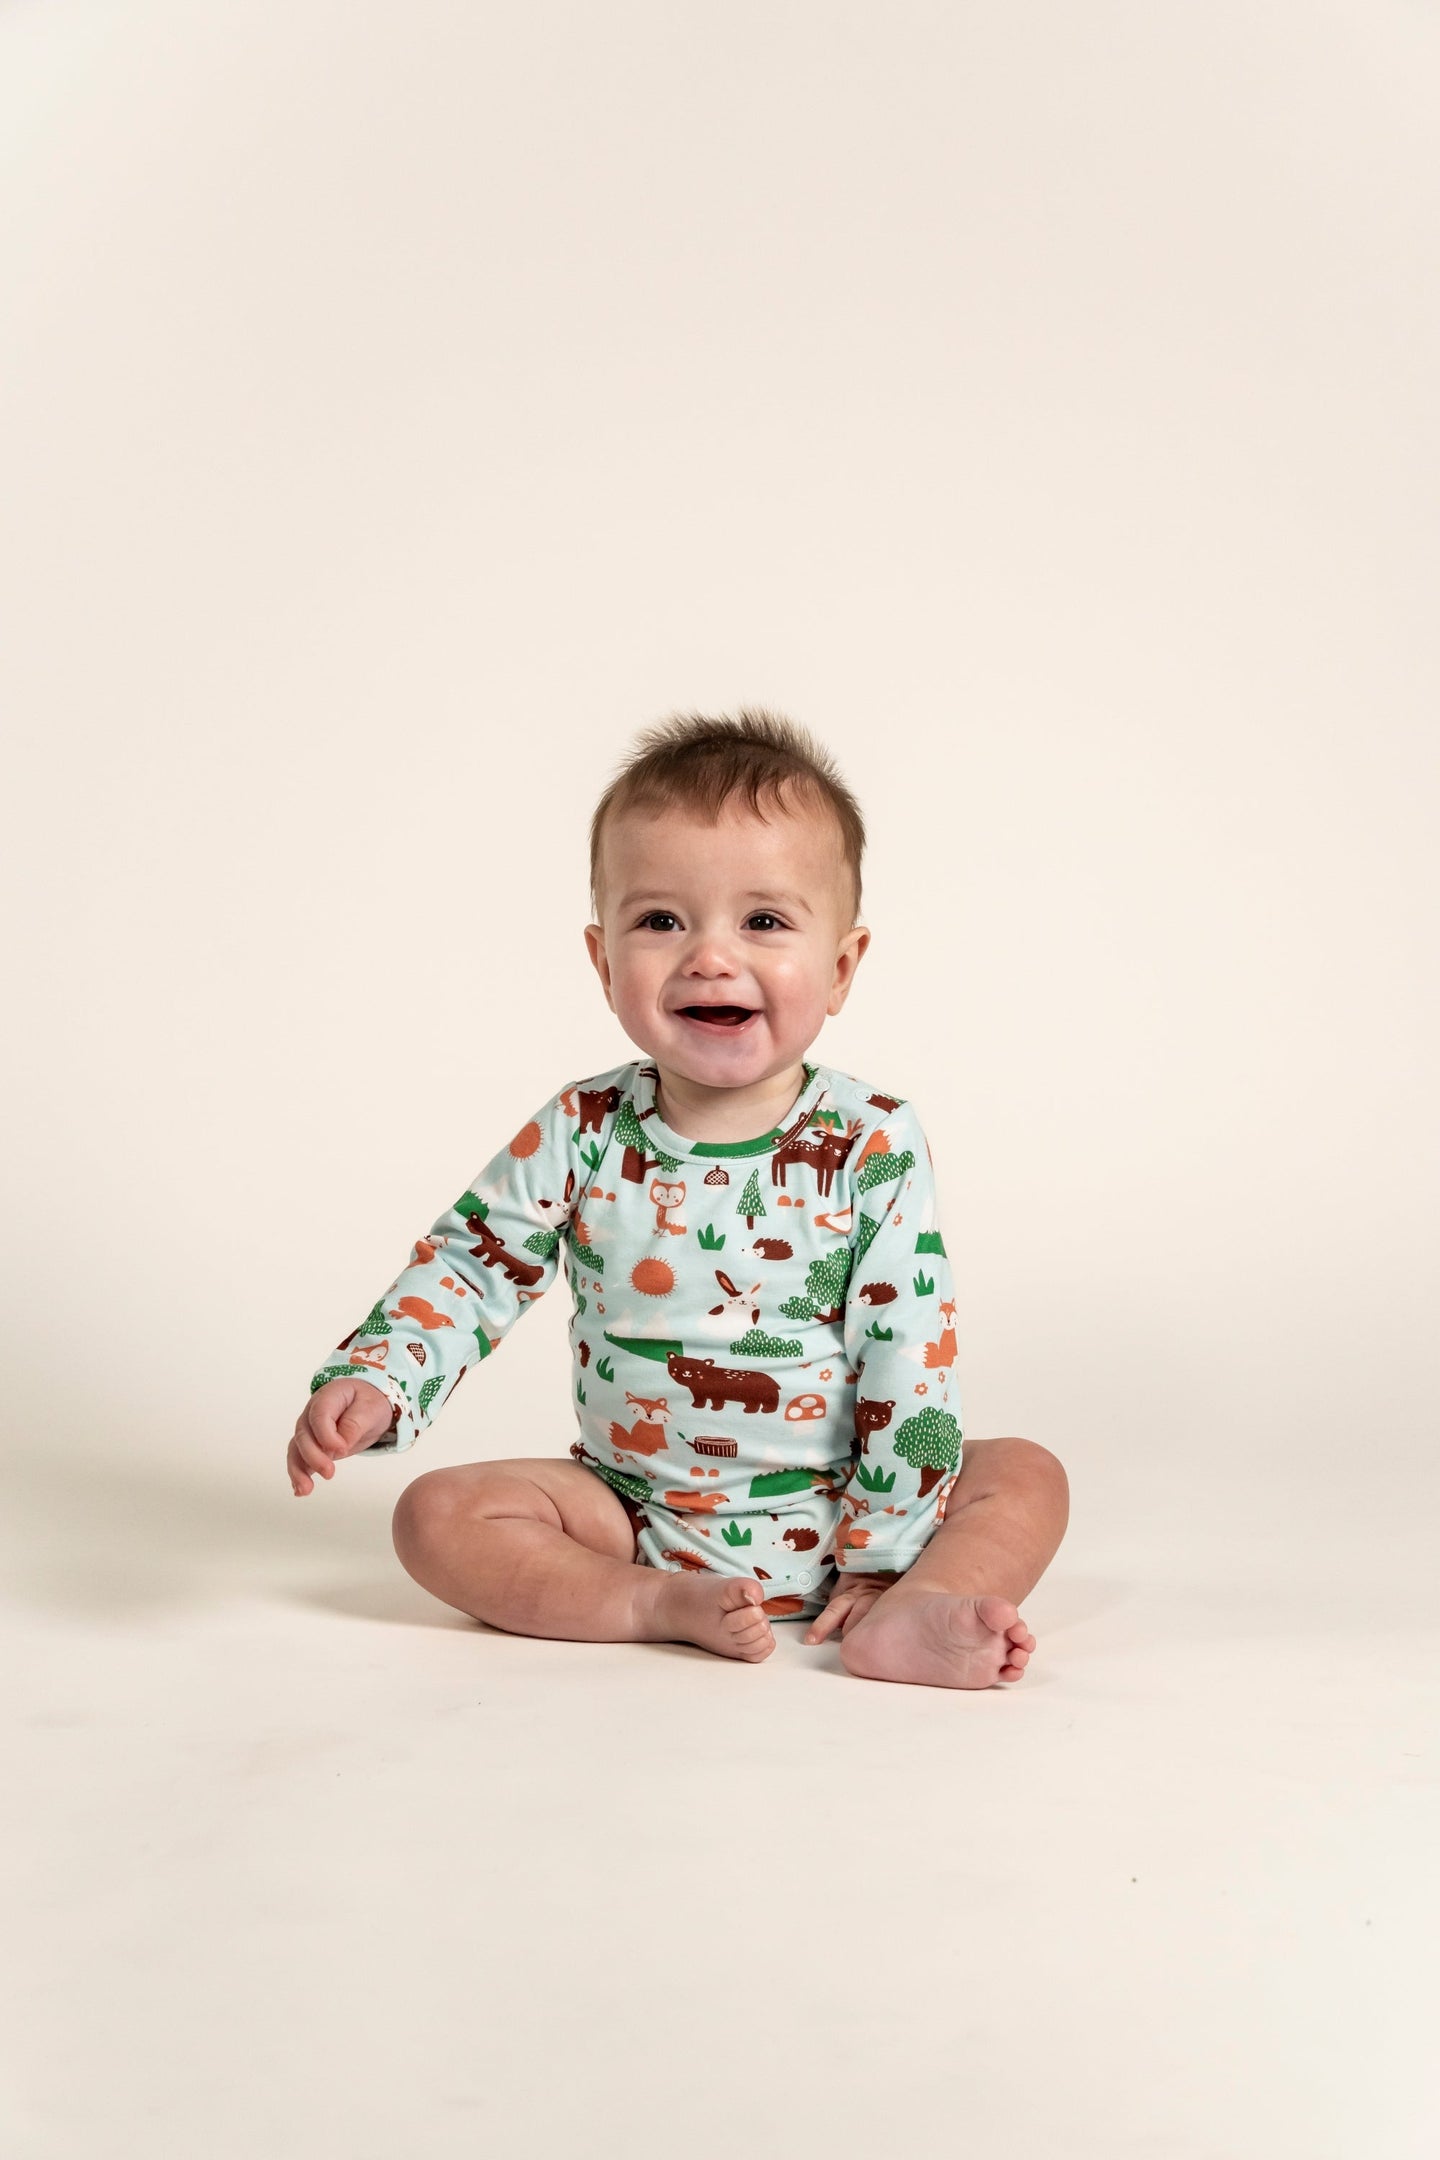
[{"xmin": 287, "ymin": 708, "xmax": 1069, "ymax": 1688}]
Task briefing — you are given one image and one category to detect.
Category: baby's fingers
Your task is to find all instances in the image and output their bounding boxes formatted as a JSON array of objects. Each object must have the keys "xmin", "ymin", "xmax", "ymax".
[
  {"xmin": 289, "ymin": 1422, "xmax": 336, "ymax": 1490},
  {"xmin": 804, "ymin": 1598, "xmax": 854, "ymax": 1645}
]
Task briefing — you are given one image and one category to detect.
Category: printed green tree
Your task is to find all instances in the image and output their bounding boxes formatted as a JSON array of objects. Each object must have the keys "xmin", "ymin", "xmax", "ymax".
[
  {"xmin": 614, "ymin": 1098, "xmax": 680, "ymax": 1182},
  {"xmin": 892, "ymin": 1405, "xmax": 962, "ymax": 1496},
  {"xmin": 855, "ymin": 1145, "xmax": 915, "ymax": 1193},
  {"xmin": 457, "ymin": 1194, "xmax": 561, "ymax": 1262},
  {"xmin": 728, "ymin": 1325, "xmax": 803, "ymax": 1356},
  {"xmin": 737, "ymin": 1166, "xmax": 767, "ymax": 1227},
  {"xmin": 779, "ymin": 1244, "xmax": 854, "ymax": 1324}
]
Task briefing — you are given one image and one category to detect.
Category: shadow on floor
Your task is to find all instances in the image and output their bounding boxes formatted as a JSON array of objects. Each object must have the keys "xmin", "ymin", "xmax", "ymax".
[{"xmin": 4, "ymin": 1444, "xmax": 1129, "ymax": 1645}]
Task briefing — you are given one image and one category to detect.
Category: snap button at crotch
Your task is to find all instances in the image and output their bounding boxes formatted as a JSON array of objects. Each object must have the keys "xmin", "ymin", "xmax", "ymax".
[{"xmin": 792, "ymin": 1567, "xmax": 817, "ymax": 1590}]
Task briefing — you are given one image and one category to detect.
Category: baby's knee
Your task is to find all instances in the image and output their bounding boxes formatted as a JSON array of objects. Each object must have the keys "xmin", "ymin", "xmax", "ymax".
[
  {"xmin": 391, "ymin": 1464, "xmax": 498, "ymax": 1565},
  {"xmin": 1011, "ymin": 1437, "xmax": 1066, "ymax": 1481},
  {"xmin": 1005, "ymin": 1438, "xmax": 1069, "ymax": 1523},
  {"xmin": 963, "ymin": 1435, "xmax": 1068, "ymax": 1504}
]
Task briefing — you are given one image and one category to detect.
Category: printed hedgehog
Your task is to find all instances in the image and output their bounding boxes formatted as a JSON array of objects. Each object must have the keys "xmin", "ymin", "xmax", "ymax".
[{"xmin": 854, "ymin": 1281, "xmax": 899, "ymax": 1307}]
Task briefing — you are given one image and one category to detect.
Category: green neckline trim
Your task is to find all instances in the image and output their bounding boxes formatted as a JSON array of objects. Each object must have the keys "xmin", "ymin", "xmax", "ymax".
[
  {"xmin": 675, "ymin": 1061, "xmax": 820, "ymax": 1156},
  {"xmin": 690, "ymin": 1129, "xmax": 786, "ymax": 1157}
]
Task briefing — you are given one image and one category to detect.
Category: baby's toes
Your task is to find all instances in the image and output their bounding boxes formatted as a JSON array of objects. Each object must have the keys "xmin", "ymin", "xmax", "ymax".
[{"xmin": 721, "ymin": 1587, "xmax": 775, "ymax": 1659}]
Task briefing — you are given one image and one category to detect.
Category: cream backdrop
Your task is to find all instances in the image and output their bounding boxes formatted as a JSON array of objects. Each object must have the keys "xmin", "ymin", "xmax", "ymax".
[{"xmin": 2, "ymin": 5, "xmax": 1436, "ymax": 2158}]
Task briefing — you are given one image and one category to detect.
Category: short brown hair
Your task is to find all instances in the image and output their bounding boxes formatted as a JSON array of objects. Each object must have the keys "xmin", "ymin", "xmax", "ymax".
[{"xmin": 589, "ymin": 706, "xmax": 865, "ymax": 927}]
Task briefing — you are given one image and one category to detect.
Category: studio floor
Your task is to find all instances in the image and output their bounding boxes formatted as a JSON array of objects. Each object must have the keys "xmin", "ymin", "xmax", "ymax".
[{"xmin": 5, "ymin": 1433, "xmax": 1434, "ymax": 2160}]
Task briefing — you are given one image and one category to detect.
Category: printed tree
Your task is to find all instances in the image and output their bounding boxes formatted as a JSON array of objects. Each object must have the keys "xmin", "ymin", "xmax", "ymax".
[
  {"xmin": 856, "ymin": 1145, "xmax": 915, "ymax": 1193},
  {"xmin": 458, "ymin": 1196, "xmax": 559, "ymax": 1263},
  {"xmin": 737, "ymin": 1166, "xmax": 767, "ymax": 1227},
  {"xmin": 614, "ymin": 1098, "xmax": 680, "ymax": 1182},
  {"xmin": 892, "ymin": 1405, "xmax": 962, "ymax": 1496},
  {"xmin": 779, "ymin": 1245, "xmax": 854, "ymax": 1324},
  {"xmin": 728, "ymin": 1325, "xmax": 803, "ymax": 1356},
  {"xmin": 591, "ymin": 1462, "xmax": 652, "ymax": 1507}
]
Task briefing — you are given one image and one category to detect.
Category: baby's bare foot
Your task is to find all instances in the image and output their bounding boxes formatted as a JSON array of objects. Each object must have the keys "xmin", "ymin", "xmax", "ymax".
[
  {"xmin": 648, "ymin": 1573, "xmax": 776, "ymax": 1663},
  {"xmin": 838, "ymin": 1589, "xmax": 1035, "ymax": 1689}
]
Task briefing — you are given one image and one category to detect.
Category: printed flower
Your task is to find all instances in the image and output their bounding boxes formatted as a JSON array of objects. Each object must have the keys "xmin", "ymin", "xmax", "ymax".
[{"xmin": 819, "ymin": 1367, "xmax": 833, "ymax": 1381}]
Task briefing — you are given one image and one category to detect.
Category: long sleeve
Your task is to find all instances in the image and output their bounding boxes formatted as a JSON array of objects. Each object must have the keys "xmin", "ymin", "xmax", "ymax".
[
  {"xmin": 307, "ymin": 1080, "xmax": 580, "ymax": 1456},
  {"xmin": 833, "ymin": 1096, "xmax": 964, "ymax": 1574}
]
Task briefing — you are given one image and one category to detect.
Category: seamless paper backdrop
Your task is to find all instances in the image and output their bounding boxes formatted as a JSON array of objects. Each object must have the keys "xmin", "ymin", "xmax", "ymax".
[
  {"xmin": 0, "ymin": 9, "xmax": 1437, "ymax": 2149},
  {"xmin": 3, "ymin": 1, "xmax": 1434, "ymax": 1519}
]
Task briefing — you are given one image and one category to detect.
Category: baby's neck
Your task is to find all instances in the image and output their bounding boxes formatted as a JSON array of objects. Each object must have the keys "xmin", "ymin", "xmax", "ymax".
[{"xmin": 654, "ymin": 1060, "xmax": 810, "ymax": 1145}]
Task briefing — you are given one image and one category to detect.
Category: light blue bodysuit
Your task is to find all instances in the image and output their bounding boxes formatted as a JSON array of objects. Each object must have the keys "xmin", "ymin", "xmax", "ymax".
[{"xmin": 311, "ymin": 1058, "xmax": 964, "ymax": 1622}]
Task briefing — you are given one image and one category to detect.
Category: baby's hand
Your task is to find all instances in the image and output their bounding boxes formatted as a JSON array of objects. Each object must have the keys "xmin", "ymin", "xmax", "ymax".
[
  {"xmin": 802, "ymin": 1571, "xmax": 895, "ymax": 1646},
  {"xmin": 287, "ymin": 1376, "xmax": 395, "ymax": 1496}
]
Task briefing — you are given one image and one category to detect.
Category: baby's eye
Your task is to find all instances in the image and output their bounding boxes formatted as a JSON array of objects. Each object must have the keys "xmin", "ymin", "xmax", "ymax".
[{"xmin": 635, "ymin": 911, "xmax": 789, "ymax": 932}]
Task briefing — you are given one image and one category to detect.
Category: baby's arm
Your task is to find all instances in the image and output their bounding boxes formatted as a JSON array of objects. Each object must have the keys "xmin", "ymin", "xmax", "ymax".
[
  {"xmin": 833, "ymin": 1096, "xmax": 964, "ymax": 1574},
  {"xmin": 301, "ymin": 1081, "xmax": 579, "ymax": 1463}
]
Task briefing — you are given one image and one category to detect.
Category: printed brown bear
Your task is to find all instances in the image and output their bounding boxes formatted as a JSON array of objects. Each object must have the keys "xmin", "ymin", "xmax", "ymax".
[{"xmin": 854, "ymin": 1396, "xmax": 895, "ymax": 1454}]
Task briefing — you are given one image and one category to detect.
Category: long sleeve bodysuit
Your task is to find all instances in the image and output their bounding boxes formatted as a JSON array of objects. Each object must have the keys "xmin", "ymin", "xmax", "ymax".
[{"xmin": 311, "ymin": 1058, "xmax": 964, "ymax": 1622}]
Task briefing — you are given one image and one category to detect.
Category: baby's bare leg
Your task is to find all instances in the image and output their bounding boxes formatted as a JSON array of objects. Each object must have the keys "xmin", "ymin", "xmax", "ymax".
[
  {"xmin": 838, "ymin": 1437, "xmax": 1069, "ymax": 1690},
  {"xmin": 391, "ymin": 1459, "xmax": 775, "ymax": 1662},
  {"xmin": 905, "ymin": 1436, "xmax": 1070, "ymax": 1605}
]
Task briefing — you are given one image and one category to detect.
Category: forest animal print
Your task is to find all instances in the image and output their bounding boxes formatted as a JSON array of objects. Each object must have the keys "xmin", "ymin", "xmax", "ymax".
[{"xmin": 310, "ymin": 1057, "xmax": 963, "ymax": 1621}]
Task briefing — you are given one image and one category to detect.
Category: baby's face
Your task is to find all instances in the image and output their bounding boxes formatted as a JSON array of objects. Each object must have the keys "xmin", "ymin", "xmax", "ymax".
[{"xmin": 584, "ymin": 798, "xmax": 869, "ymax": 1091}]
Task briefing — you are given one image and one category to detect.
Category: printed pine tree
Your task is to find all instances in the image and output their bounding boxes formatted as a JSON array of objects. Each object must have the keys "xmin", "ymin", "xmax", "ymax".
[
  {"xmin": 737, "ymin": 1166, "xmax": 767, "ymax": 1227},
  {"xmin": 614, "ymin": 1097, "xmax": 680, "ymax": 1182},
  {"xmin": 779, "ymin": 1244, "xmax": 854, "ymax": 1324}
]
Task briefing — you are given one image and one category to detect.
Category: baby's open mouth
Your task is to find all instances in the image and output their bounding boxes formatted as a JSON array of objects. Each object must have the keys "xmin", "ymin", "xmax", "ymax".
[{"xmin": 678, "ymin": 1006, "xmax": 757, "ymax": 1028}]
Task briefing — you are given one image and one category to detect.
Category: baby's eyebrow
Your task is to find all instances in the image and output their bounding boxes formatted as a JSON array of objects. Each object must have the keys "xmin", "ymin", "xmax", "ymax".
[{"xmin": 620, "ymin": 889, "xmax": 813, "ymax": 918}]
